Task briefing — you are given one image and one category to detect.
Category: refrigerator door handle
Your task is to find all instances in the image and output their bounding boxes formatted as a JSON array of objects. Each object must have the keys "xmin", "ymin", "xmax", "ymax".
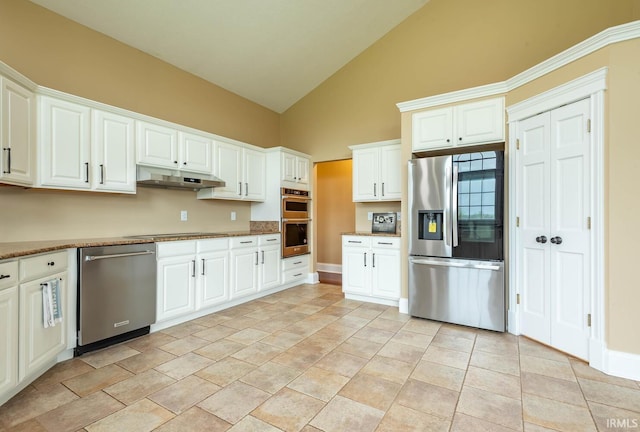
[
  {"xmin": 409, "ymin": 257, "xmax": 501, "ymax": 271},
  {"xmin": 444, "ymin": 163, "xmax": 452, "ymax": 247},
  {"xmin": 452, "ymin": 165, "xmax": 459, "ymax": 248}
]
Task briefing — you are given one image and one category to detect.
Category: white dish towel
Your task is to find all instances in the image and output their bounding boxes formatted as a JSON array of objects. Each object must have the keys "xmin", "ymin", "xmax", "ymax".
[{"xmin": 42, "ymin": 279, "xmax": 62, "ymax": 328}]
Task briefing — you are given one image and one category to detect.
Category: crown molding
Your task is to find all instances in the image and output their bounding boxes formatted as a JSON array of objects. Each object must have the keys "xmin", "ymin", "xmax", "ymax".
[{"xmin": 397, "ymin": 20, "xmax": 640, "ymax": 113}]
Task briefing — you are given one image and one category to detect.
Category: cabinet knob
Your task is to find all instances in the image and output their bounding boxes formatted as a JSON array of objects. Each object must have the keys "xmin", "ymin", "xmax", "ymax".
[
  {"xmin": 458, "ymin": 137, "xmax": 462, "ymax": 141},
  {"xmin": 174, "ymin": 160, "xmax": 178, "ymax": 164},
  {"xmin": 550, "ymin": 236, "xmax": 563, "ymax": 245},
  {"xmin": 47, "ymin": 261, "xmax": 55, "ymax": 266},
  {"xmin": 446, "ymin": 139, "xmax": 450, "ymax": 143},
  {"xmin": 535, "ymin": 236, "xmax": 547, "ymax": 244},
  {"xmin": 183, "ymin": 162, "xmax": 187, "ymax": 165}
]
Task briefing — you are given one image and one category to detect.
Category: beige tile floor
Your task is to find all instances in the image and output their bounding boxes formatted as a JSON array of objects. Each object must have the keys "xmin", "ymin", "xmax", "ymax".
[{"xmin": 1, "ymin": 283, "xmax": 640, "ymax": 431}]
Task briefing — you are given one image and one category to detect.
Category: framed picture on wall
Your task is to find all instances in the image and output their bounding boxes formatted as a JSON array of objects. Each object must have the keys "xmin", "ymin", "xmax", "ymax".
[{"xmin": 372, "ymin": 212, "xmax": 397, "ymax": 234}]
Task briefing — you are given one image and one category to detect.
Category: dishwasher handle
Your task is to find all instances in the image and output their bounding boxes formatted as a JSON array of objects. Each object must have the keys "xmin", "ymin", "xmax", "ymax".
[
  {"xmin": 409, "ymin": 257, "xmax": 501, "ymax": 271},
  {"xmin": 84, "ymin": 250, "xmax": 155, "ymax": 261}
]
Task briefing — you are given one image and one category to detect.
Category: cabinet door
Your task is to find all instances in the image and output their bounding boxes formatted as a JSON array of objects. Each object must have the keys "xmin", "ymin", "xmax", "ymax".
[
  {"xmin": 92, "ymin": 110, "xmax": 136, "ymax": 193},
  {"xmin": 295, "ymin": 157, "xmax": 310, "ymax": 187},
  {"xmin": 352, "ymin": 148, "xmax": 379, "ymax": 201},
  {"xmin": 180, "ymin": 132, "xmax": 212, "ymax": 174},
  {"xmin": 281, "ymin": 152, "xmax": 297, "ymax": 183},
  {"xmin": 412, "ymin": 106, "xmax": 454, "ymax": 151},
  {"xmin": 259, "ymin": 245, "xmax": 281, "ymax": 291},
  {"xmin": 342, "ymin": 246, "xmax": 370, "ymax": 295},
  {"xmin": 243, "ymin": 148, "xmax": 266, "ymax": 201},
  {"xmin": 39, "ymin": 97, "xmax": 91, "ymax": 189},
  {"xmin": 379, "ymin": 145, "xmax": 402, "ymax": 201},
  {"xmin": 456, "ymin": 98, "xmax": 504, "ymax": 146},
  {"xmin": 0, "ymin": 285, "xmax": 18, "ymax": 395},
  {"xmin": 198, "ymin": 250, "xmax": 229, "ymax": 309},
  {"xmin": 1, "ymin": 78, "xmax": 35, "ymax": 186},
  {"xmin": 212, "ymin": 141, "xmax": 243, "ymax": 198},
  {"xmin": 230, "ymin": 248, "xmax": 258, "ymax": 299},
  {"xmin": 19, "ymin": 272, "xmax": 66, "ymax": 381},
  {"xmin": 371, "ymin": 248, "xmax": 400, "ymax": 300},
  {"xmin": 157, "ymin": 256, "xmax": 196, "ymax": 321},
  {"xmin": 136, "ymin": 121, "xmax": 179, "ymax": 169}
]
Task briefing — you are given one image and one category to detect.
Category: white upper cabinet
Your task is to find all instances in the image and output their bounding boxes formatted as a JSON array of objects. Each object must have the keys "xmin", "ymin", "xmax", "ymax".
[
  {"xmin": 92, "ymin": 110, "xmax": 136, "ymax": 193},
  {"xmin": 39, "ymin": 96, "xmax": 92, "ymax": 189},
  {"xmin": 197, "ymin": 140, "xmax": 266, "ymax": 201},
  {"xmin": 281, "ymin": 150, "xmax": 310, "ymax": 190},
  {"xmin": 136, "ymin": 121, "xmax": 179, "ymax": 169},
  {"xmin": 39, "ymin": 96, "xmax": 135, "ymax": 193},
  {"xmin": 179, "ymin": 131, "xmax": 213, "ymax": 174},
  {"xmin": 412, "ymin": 97, "xmax": 505, "ymax": 152},
  {"xmin": 351, "ymin": 140, "xmax": 401, "ymax": 202},
  {"xmin": 0, "ymin": 77, "xmax": 35, "ymax": 187}
]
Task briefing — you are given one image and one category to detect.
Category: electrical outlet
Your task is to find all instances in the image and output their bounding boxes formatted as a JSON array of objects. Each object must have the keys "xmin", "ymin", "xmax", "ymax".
[
  {"xmin": 367, "ymin": 212, "xmax": 373, "ymax": 221},
  {"xmin": 231, "ymin": 211, "xmax": 236, "ymax": 221},
  {"xmin": 397, "ymin": 212, "xmax": 401, "ymax": 221},
  {"xmin": 180, "ymin": 210, "xmax": 188, "ymax": 221}
]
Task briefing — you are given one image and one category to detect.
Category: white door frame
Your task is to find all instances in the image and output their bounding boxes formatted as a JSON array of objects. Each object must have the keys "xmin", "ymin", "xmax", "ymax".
[{"xmin": 507, "ymin": 68, "xmax": 607, "ymax": 370}]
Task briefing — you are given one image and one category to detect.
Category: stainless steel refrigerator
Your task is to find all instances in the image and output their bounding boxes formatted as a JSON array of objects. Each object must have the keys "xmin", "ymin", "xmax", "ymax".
[{"xmin": 408, "ymin": 150, "xmax": 505, "ymax": 331}]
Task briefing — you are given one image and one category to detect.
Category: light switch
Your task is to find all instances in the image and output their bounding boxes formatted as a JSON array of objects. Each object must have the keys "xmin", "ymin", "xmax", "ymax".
[
  {"xmin": 367, "ymin": 212, "xmax": 373, "ymax": 221},
  {"xmin": 180, "ymin": 210, "xmax": 188, "ymax": 221},
  {"xmin": 231, "ymin": 211, "xmax": 236, "ymax": 221}
]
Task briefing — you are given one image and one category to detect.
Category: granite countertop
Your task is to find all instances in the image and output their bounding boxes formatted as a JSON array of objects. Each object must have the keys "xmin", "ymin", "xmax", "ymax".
[
  {"xmin": 342, "ymin": 232, "xmax": 401, "ymax": 238},
  {"xmin": 0, "ymin": 230, "xmax": 281, "ymax": 260}
]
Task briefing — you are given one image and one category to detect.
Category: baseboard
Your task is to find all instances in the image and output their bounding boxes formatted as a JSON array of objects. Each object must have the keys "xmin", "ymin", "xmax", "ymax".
[
  {"xmin": 306, "ymin": 271, "xmax": 320, "ymax": 284},
  {"xmin": 399, "ymin": 298, "xmax": 409, "ymax": 314},
  {"xmin": 317, "ymin": 262, "xmax": 342, "ymax": 273},
  {"xmin": 344, "ymin": 293, "xmax": 399, "ymax": 307},
  {"xmin": 603, "ymin": 348, "xmax": 640, "ymax": 381}
]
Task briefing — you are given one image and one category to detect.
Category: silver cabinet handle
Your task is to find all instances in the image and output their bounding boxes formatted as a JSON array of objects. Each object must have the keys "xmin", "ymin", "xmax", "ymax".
[
  {"xmin": 238, "ymin": 182, "xmax": 242, "ymax": 195},
  {"xmin": 2, "ymin": 148, "xmax": 11, "ymax": 174},
  {"xmin": 201, "ymin": 258, "xmax": 205, "ymax": 275},
  {"xmin": 382, "ymin": 182, "xmax": 385, "ymax": 196},
  {"xmin": 293, "ymin": 273, "xmax": 303, "ymax": 277},
  {"xmin": 348, "ymin": 240, "xmax": 362, "ymax": 244},
  {"xmin": 0, "ymin": 274, "xmax": 10, "ymax": 280},
  {"xmin": 266, "ymin": 238, "xmax": 277, "ymax": 242},
  {"xmin": 99, "ymin": 164, "xmax": 104, "ymax": 184},
  {"xmin": 293, "ymin": 261, "xmax": 302, "ymax": 265},
  {"xmin": 374, "ymin": 183, "xmax": 377, "ymax": 197},
  {"xmin": 85, "ymin": 250, "xmax": 155, "ymax": 261},
  {"xmin": 261, "ymin": 250, "xmax": 265, "ymax": 264},
  {"xmin": 373, "ymin": 253, "xmax": 376, "ymax": 268},
  {"xmin": 245, "ymin": 182, "xmax": 248, "ymax": 196},
  {"xmin": 377, "ymin": 242, "xmax": 393, "ymax": 245},
  {"xmin": 240, "ymin": 240, "xmax": 253, "ymax": 244},
  {"xmin": 255, "ymin": 251, "xmax": 258, "ymax": 265},
  {"xmin": 85, "ymin": 162, "xmax": 90, "ymax": 183},
  {"xmin": 364, "ymin": 252, "xmax": 367, "ymax": 267},
  {"xmin": 192, "ymin": 260, "xmax": 196, "ymax": 277}
]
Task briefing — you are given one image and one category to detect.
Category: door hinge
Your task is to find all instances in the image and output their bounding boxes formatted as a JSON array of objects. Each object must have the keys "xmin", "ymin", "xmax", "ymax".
[
  {"xmin": 516, "ymin": 217, "xmax": 520, "ymax": 227},
  {"xmin": 516, "ymin": 139, "xmax": 520, "ymax": 150},
  {"xmin": 587, "ymin": 313, "xmax": 592, "ymax": 327},
  {"xmin": 587, "ymin": 119, "xmax": 591, "ymax": 133},
  {"xmin": 516, "ymin": 294, "xmax": 520, "ymax": 305},
  {"xmin": 587, "ymin": 217, "xmax": 591, "ymax": 230}
]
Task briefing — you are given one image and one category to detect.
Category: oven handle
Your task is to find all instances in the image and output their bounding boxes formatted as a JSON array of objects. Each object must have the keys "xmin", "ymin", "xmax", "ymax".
[
  {"xmin": 85, "ymin": 250, "xmax": 155, "ymax": 261},
  {"xmin": 282, "ymin": 218, "xmax": 311, "ymax": 222}
]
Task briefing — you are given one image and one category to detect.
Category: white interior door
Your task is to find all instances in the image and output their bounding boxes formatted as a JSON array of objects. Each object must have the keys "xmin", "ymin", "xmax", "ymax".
[
  {"xmin": 517, "ymin": 98, "xmax": 591, "ymax": 360},
  {"xmin": 517, "ymin": 113, "xmax": 551, "ymax": 344},
  {"xmin": 548, "ymin": 99, "xmax": 591, "ymax": 359}
]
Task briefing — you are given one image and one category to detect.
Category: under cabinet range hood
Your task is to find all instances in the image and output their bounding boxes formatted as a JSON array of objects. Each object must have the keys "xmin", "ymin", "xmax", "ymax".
[{"xmin": 136, "ymin": 166, "xmax": 225, "ymax": 190}]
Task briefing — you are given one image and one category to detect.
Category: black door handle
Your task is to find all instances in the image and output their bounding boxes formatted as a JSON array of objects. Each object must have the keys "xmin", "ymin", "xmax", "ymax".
[
  {"xmin": 550, "ymin": 236, "xmax": 563, "ymax": 244},
  {"xmin": 536, "ymin": 236, "xmax": 547, "ymax": 244}
]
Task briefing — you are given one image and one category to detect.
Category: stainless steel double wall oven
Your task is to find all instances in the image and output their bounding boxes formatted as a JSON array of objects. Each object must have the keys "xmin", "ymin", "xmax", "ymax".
[{"xmin": 281, "ymin": 188, "xmax": 310, "ymax": 258}]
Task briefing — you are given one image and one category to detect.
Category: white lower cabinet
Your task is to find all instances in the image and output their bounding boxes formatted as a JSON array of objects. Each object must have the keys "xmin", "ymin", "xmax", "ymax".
[
  {"xmin": 197, "ymin": 238, "xmax": 230, "ymax": 309},
  {"xmin": 17, "ymin": 251, "xmax": 68, "ymax": 382},
  {"xmin": 282, "ymin": 254, "xmax": 310, "ymax": 285},
  {"xmin": 156, "ymin": 241, "xmax": 197, "ymax": 322},
  {"xmin": 230, "ymin": 236, "xmax": 259, "ymax": 299},
  {"xmin": 0, "ymin": 261, "xmax": 19, "ymax": 397},
  {"xmin": 259, "ymin": 234, "xmax": 281, "ymax": 291},
  {"xmin": 342, "ymin": 235, "xmax": 400, "ymax": 305}
]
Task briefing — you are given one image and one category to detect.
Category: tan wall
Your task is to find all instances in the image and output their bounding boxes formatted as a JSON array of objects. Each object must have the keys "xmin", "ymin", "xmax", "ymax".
[
  {"xmin": 0, "ymin": 0, "xmax": 279, "ymax": 148},
  {"xmin": 0, "ymin": 186, "xmax": 251, "ymax": 242},
  {"xmin": 314, "ymin": 160, "xmax": 354, "ymax": 265},
  {"xmin": 281, "ymin": 0, "xmax": 638, "ymax": 161}
]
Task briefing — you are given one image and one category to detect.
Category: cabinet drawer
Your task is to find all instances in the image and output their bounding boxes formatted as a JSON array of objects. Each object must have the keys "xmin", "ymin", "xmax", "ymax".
[
  {"xmin": 19, "ymin": 251, "xmax": 68, "ymax": 282},
  {"xmin": 230, "ymin": 236, "xmax": 258, "ymax": 248},
  {"xmin": 283, "ymin": 267, "xmax": 308, "ymax": 284},
  {"xmin": 259, "ymin": 234, "xmax": 281, "ymax": 246},
  {"xmin": 0, "ymin": 261, "xmax": 18, "ymax": 290},
  {"xmin": 371, "ymin": 237, "xmax": 401, "ymax": 249},
  {"xmin": 156, "ymin": 241, "xmax": 196, "ymax": 258},
  {"xmin": 282, "ymin": 255, "xmax": 309, "ymax": 271},
  {"xmin": 342, "ymin": 236, "xmax": 371, "ymax": 248},
  {"xmin": 197, "ymin": 238, "xmax": 229, "ymax": 253}
]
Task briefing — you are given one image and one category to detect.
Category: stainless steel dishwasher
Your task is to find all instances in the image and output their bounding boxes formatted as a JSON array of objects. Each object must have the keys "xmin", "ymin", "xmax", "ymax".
[{"xmin": 76, "ymin": 243, "xmax": 156, "ymax": 355}]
